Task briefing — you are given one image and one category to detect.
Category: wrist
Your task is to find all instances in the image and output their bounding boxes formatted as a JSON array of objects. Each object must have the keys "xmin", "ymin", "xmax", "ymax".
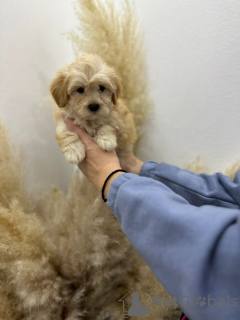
[
  {"xmin": 125, "ymin": 156, "xmax": 144, "ymax": 174},
  {"xmin": 102, "ymin": 171, "xmax": 125, "ymax": 201},
  {"xmin": 95, "ymin": 164, "xmax": 122, "ymax": 191},
  {"xmin": 134, "ymin": 158, "xmax": 144, "ymax": 175}
]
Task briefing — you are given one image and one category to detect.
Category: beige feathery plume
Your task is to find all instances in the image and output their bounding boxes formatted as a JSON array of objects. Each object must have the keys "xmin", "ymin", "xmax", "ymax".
[
  {"xmin": 186, "ymin": 156, "xmax": 240, "ymax": 180},
  {"xmin": 66, "ymin": 0, "xmax": 151, "ymax": 132},
  {"xmin": 185, "ymin": 156, "xmax": 208, "ymax": 174},
  {"xmin": 223, "ymin": 161, "xmax": 240, "ymax": 180},
  {"xmin": 0, "ymin": 121, "xmax": 180, "ymax": 319},
  {"xmin": 0, "ymin": 123, "xmax": 28, "ymax": 211}
]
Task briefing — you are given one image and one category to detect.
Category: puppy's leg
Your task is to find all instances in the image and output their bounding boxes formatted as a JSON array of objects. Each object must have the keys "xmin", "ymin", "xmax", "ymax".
[
  {"xmin": 94, "ymin": 125, "xmax": 117, "ymax": 151},
  {"xmin": 56, "ymin": 120, "xmax": 85, "ymax": 164}
]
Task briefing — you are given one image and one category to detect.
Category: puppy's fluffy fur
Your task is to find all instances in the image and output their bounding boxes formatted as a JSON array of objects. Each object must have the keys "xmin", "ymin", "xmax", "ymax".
[{"xmin": 50, "ymin": 54, "xmax": 137, "ymax": 164}]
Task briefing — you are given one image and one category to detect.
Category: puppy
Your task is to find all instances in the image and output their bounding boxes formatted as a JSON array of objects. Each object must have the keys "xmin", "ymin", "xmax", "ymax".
[{"xmin": 50, "ymin": 54, "xmax": 137, "ymax": 164}]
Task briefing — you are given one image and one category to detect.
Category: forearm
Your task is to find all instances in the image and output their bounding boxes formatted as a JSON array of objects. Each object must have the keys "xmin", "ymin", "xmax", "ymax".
[
  {"xmin": 107, "ymin": 174, "xmax": 240, "ymax": 319},
  {"xmin": 140, "ymin": 161, "xmax": 240, "ymax": 208}
]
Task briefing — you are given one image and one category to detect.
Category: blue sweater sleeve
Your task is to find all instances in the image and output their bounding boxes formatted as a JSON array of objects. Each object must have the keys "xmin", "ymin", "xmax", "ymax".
[
  {"xmin": 107, "ymin": 173, "xmax": 240, "ymax": 320},
  {"xmin": 139, "ymin": 161, "xmax": 240, "ymax": 208}
]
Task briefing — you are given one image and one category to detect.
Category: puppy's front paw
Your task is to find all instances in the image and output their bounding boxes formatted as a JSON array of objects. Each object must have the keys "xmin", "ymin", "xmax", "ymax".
[
  {"xmin": 95, "ymin": 135, "xmax": 117, "ymax": 151},
  {"xmin": 63, "ymin": 141, "xmax": 85, "ymax": 164}
]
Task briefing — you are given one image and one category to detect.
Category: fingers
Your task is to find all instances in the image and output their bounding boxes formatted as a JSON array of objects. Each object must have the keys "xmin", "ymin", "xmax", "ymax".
[{"xmin": 63, "ymin": 116, "xmax": 95, "ymax": 147}]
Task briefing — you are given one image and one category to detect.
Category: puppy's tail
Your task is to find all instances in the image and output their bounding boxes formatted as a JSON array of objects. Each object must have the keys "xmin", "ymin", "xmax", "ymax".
[
  {"xmin": 0, "ymin": 122, "xmax": 28, "ymax": 210},
  {"xmin": 67, "ymin": 0, "xmax": 151, "ymax": 133}
]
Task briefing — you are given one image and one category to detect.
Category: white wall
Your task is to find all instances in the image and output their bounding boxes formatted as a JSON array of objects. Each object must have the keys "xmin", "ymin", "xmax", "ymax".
[
  {"xmin": 0, "ymin": 0, "xmax": 76, "ymax": 194},
  {"xmin": 0, "ymin": 0, "xmax": 240, "ymax": 195},
  {"xmin": 135, "ymin": 0, "xmax": 240, "ymax": 171}
]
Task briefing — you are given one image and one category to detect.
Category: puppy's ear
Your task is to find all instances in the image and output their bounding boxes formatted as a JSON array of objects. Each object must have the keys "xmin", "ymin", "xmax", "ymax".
[
  {"xmin": 111, "ymin": 74, "xmax": 122, "ymax": 105},
  {"xmin": 50, "ymin": 70, "xmax": 69, "ymax": 108}
]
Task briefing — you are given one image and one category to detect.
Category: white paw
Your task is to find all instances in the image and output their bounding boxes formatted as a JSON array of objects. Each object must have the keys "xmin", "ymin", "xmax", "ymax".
[
  {"xmin": 63, "ymin": 141, "xmax": 85, "ymax": 164},
  {"xmin": 95, "ymin": 135, "xmax": 117, "ymax": 151}
]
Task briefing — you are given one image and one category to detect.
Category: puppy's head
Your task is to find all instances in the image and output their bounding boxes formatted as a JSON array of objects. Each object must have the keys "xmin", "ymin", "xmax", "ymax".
[{"xmin": 50, "ymin": 54, "xmax": 121, "ymax": 120}]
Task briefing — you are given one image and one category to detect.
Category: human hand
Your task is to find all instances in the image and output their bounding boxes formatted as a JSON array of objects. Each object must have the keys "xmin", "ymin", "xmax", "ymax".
[{"xmin": 63, "ymin": 117, "xmax": 124, "ymax": 198}]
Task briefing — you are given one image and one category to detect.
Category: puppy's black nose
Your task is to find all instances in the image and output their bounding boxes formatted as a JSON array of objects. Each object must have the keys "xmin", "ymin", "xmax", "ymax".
[{"xmin": 88, "ymin": 104, "xmax": 100, "ymax": 112}]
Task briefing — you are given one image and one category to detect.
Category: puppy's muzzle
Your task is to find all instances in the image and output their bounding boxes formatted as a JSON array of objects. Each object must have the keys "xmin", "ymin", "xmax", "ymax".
[{"xmin": 88, "ymin": 103, "xmax": 100, "ymax": 112}]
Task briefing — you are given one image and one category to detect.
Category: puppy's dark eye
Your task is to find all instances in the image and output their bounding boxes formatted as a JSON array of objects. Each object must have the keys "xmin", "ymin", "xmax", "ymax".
[
  {"xmin": 99, "ymin": 85, "xmax": 105, "ymax": 92},
  {"xmin": 77, "ymin": 87, "xmax": 84, "ymax": 94}
]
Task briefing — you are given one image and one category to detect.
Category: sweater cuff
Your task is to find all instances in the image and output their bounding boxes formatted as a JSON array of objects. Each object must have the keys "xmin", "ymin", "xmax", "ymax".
[
  {"xmin": 139, "ymin": 160, "xmax": 159, "ymax": 178},
  {"xmin": 107, "ymin": 173, "xmax": 139, "ymax": 214}
]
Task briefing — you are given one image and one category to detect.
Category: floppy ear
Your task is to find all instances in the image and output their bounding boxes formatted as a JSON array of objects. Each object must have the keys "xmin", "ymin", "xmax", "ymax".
[
  {"xmin": 111, "ymin": 74, "xmax": 122, "ymax": 105},
  {"xmin": 50, "ymin": 70, "xmax": 69, "ymax": 108}
]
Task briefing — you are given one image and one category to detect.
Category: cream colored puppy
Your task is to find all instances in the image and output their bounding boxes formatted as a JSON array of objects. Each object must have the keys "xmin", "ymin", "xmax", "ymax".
[{"xmin": 50, "ymin": 54, "xmax": 137, "ymax": 164}]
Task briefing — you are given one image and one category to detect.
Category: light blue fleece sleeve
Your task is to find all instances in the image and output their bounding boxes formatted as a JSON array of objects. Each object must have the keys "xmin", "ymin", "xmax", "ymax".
[
  {"xmin": 107, "ymin": 170, "xmax": 240, "ymax": 320},
  {"xmin": 139, "ymin": 161, "xmax": 240, "ymax": 208}
]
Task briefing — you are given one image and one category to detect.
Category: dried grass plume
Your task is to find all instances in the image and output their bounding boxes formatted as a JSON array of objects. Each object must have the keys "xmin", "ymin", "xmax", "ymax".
[{"xmin": 66, "ymin": 0, "xmax": 151, "ymax": 132}]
